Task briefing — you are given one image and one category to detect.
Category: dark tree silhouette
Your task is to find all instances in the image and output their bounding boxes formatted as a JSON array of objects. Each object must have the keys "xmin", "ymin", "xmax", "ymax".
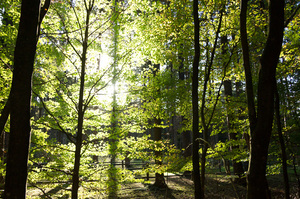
[
  {"xmin": 4, "ymin": 0, "xmax": 50, "ymax": 198},
  {"xmin": 192, "ymin": 0, "xmax": 202, "ymax": 198},
  {"xmin": 240, "ymin": 0, "xmax": 285, "ymax": 198}
]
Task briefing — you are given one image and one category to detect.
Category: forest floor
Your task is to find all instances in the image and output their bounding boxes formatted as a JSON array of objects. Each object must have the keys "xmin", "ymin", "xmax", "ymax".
[
  {"xmin": 26, "ymin": 172, "xmax": 300, "ymax": 199},
  {"xmin": 115, "ymin": 174, "xmax": 299, "ymax": 199}
]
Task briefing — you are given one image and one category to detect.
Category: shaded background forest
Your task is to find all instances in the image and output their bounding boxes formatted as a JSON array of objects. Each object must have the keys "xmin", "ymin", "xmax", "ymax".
[{"xmin": 0, "ymin": 0, "xmax": 299, "ymax": 198}]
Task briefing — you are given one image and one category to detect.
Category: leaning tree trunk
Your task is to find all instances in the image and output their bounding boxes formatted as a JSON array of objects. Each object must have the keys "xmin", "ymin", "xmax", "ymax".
[
  {"xmin": 240, "ymin": 0, "xmax": 285, "ymax": 198},
  {"xmin": 4, "ymin": 0, "xmax": 41, "ymax": 198}
]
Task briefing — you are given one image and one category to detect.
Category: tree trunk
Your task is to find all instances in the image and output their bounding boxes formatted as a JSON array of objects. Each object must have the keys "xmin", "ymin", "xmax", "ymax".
[
  {"xmin": 0, "ymin": 97, "xmax": 10, "ymax": 185},
  {"xmin": 4, "ymin": 0, "xmax": 41, "ymax": 198},
  {"xmin": 243, "ymin": 0, "xmax": 285, "ymax": 198},
  {"xmin": 107, "ymin": 1, "xmax": 120, "ymax": 197},
  {"xmin": 151, "ymin": 63, "xmax": 167, "ymax": 188},
  {"xmin": 0, "ymin": 96, "xmax": 10, "ymax": 136},
  {"xmin": 179, "ymin": 51, "xmax": 192, "ymax": 158},
  {"xmin": 275, "ymin": 83, "xmax": 290, "ymax": 199},
  {"xmin": 71, "ymin": 5, "xmax": 92, "ymax": 199},
  {"xmin": 224, "ymin": 80, "xmax": 245, "ymax": 184},
  {"xmin": 192, "ymin": 0, "xmax": 202, "ymax": 198},
  {"xmin": 153, "ymin": 118, "xmax": 167, "ymax": 188},
  {"xmin": 240, "ymin": 0, "xmax": 257, "ymax": 136},
  {"xmin": 181, "ymin": 126, "xmax": 192, "ymax": 157},
  {"xmin": 235, "ymin": 81, "xmax": 250, "ymax": 150},
  {"xmin": 199, "ymin": 8, "xmax": 223, "ymax": 196},
  {"xmin": 221, "ymin": 34, "xmax": 245, "ymax": 184},
  {"xmin": 0, "ymin": 129, "xmax": 6, "ymax": 186}
]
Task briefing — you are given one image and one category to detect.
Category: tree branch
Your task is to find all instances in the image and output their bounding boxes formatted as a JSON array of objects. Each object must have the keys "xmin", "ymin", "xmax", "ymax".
[
  {"xmin": 32, "ymin": 90, "xmax": 76, "ymax": 144},
  {"xmin": 38, "ymin": 0, "xmax": 51, "ymax": 38},
  {"xmin": 284, "ymin": 3, "xmax": 300, "ymax": 28}
]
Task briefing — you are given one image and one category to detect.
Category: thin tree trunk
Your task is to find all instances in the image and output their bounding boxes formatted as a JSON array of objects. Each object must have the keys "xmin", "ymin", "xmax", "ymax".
[
  {"xmin": 153, "ymin": 117, "xmax": 167, "ymax": 188},
  {"xmin": 182, "ymin": 126, "xmax": 192, "ymax": 157},
  {"xmin": 235, "ymin": 81, "xmax": 250, "ymax": 151},
  {"xmin": 275, "ymin": 83, "xmax": 290, "ymax": 199},
  {"xmin": 199, "ymin": 9, "xmax": 223, "ymax": 196},
  {"xmin": 221, "ymin": 34, "xmax": 245, "ymax": 183},
  {"xmin": 108, "ymin": 1, "xmax": 120, "ymax": 195},
  {"xmin": 0, "ymin": 99, "xmax": 9, "ymax": 184},
  {"xmin": 179, "ymin": 51, "xmax": 192, "ymax": 158},
  {"xmin": 0, "ymin": 96, "xmax": 10, "ymax": 136},
  {"xmin": 4, "ymin": 0, "xmax": 41, "ymax": 198},
  {"xmin": 71, "ymin": 5, "xmax": 92, "ymax": 199},
  {"xmin": 108, "ymin": 107, "xmax": 118, "ymax": 198},
  {"xmin": 224, "ymin": 80, "xmax": 245, "ymax": 184},
  {"xmin": 151, "ymin": 63, "xmax": 167, "ymax": 188},
  {"xmin": 240, "ymin": 0, "xmax": 257, "ymax": 136},
  {"xmin": 192, "ymin": 0, "xmax": 202, "ymax": 198}
]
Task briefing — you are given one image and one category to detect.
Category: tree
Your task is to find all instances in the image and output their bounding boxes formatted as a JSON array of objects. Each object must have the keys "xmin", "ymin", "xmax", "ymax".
[
  {"xmin": 29, "ymin": 0, "xmax": 134, "ymax": 197},
  {"xmin": 0, "ymin": 2, "xmax": 15, "ymax": 137},
  {"xmin": 192, "ymin": 0, "xmax": 202, "ymax": 198},
  {"xmin": 107, "ymin": 0, "xmax": 121, "ymax": 197},
  {"xmin": 1, "ymin": 0, "xmax": 297, "ymax": 198},
  {"xmin": 71, "ymin": 1, "xmax": 92, "ymax": 197},
  {"xmin": 4, "ymin": 0, "xmax": 50, "ymax": 198},
  {"xmin": 240, "ymin": 0, "xmax": 285, "ymax": 198},
  {"xmin": 152, "ymin": 64, "xmax": 167, "ymax": 188},
  {"xmin": 222, "ymin": 35, "xmax": 245, "ymax": 185},
  {"xmin": 275, "ymin": 83, "xmax": 290, "ymax": 199},
  {"xmin": 199, "ymin": 8, "xmax": 224, "ymax": 196}
]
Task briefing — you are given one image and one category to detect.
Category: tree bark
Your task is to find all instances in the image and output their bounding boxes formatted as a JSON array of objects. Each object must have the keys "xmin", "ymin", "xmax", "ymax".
[
  {"xmin": 192, "ymin": 0, "xmax": 202, "ymax": 198},
  {"xmin": 244, "ymin": 0, "xmax": 285, "ymax": 198},
  {"xmin": 108, "ymin": 2, "xmax": 120, "ymax": 195},
  {"xmin": 240, "ymin": 0, "xmax": 257, "ymax": 136},
  {"xmin": 182, "ymin": 126, "xmax": 192, "ymax": 157},
  {"xmin": 235, "ymin": 81, "xmax": 250, "ymax": 150},
  {"xmin": 0, "ymin": 0, "xmax": 50, "ymax": 137},
  {"xmin": 4, "ymin": 0, "xmax": 41, "ymax": 198},
  {"xmin": 275, "ymin": 83, "xmax": 290, "ymax": 199},
  {"xmin": 221, "ymin": 33, "xmax": 245, "ymax": 183},
  {"xmin": 0, "ymin": 96, "xmax": 10, "ymax": 136},
  {"xmin": 151, "ymin": 63, "xmax": 167, "ymax": 188},
  {"xmin": 199, "ymin": 8, "xmax": 223, "ymax": 196},
  {"xmin": 179, "ymin": 51, "xmax": 192, "ymax": 158},
  {"xmin": 71, "ymin": 5, "xmax": 92, "ymax": 199},
  {"xmin": 153, "ymin": 117, "xmax": 167, "ymax": 188},
  {"xmin": 224, "ymin": 80, "xmax": 245, "ymax": 184}
]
